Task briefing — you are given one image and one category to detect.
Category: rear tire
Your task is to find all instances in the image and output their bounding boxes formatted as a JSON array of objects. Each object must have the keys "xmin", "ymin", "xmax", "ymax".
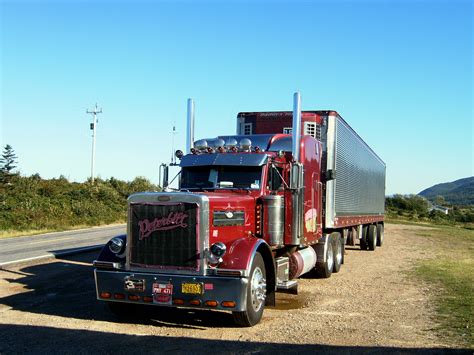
[
  {"xmin": 233, "ymin": 253, "xmax": 266, "ymax": 327},
  {"xmin": 333, "ymin": 233, "xmax": 342, "ymax": 273},
  {"xmin": 367, "ymin": 224, "xmax": 377, "ymax": 251},
  {"xmin": 376, "ymin": 223, "xmax": 384, "ymax": 247},
  {"xmin": 316, "ymin": 235, "xmax": 334, "ymax": 278},
  {"xmin": 360, "ymin": 225, "xmax": 368, "ymax": 250}
]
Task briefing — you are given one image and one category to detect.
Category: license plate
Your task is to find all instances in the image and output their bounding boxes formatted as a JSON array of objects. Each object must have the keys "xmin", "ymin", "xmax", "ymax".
[
  {"xmin": 181, "ymin": 282, "xmax": 202, "ymax": 294},
  {"xmin": 152, "ymin": 283, "xmax": 173, "ymax": 304},
  {"xmin": 124, "ymin": 277, "xmax": 145, "ymax": 292}
]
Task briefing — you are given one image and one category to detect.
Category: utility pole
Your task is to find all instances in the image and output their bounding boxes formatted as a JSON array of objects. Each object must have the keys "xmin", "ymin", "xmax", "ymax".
[{"xmin": 86, "ymin": 103, "xmax": 102, "ymax": 184}]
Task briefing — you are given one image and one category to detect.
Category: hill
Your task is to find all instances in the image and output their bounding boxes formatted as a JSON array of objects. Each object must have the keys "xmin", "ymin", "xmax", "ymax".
[{"xmin": 418, "ymin": 176, "xmax": 474, "ymax": 205}]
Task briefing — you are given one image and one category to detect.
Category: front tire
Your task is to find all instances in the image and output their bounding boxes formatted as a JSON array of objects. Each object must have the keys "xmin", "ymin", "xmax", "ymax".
[{"xmin": 233, "ymin": 253, "xmax": 266, "ymax": 327}]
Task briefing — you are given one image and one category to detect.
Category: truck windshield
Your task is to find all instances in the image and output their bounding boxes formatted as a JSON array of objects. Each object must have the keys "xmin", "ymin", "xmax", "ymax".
[{"xmin": 180, "ymin": 166, "xmax": 262, "ymax": 190}]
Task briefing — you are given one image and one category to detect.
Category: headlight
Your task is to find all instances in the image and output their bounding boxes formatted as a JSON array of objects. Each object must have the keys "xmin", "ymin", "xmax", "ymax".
[
  {"xmin": 207, "ymin": 242, "xmax": 227, "ymax": 265},
  {"xmin": 109, "ymin": 237, "xmax": 125, "ymax": 254},
  {"xmin": 210, "ymin": 242, "xmax": 227, "ymax": 258}
]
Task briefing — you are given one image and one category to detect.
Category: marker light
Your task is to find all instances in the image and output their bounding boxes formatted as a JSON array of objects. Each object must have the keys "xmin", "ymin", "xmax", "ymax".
[
  {"xmin": 194, "ymin": 139, "xmax": 208, "ymax": 151},
  {"xmin": 239, "ymin": 138, "xmax": 252, "ymax": 151},
  {"xmin": 224, "ymin": 138, "xmax": 238, "ymax": 150},
  {"xmin": 214, "ymin": 138, "xmax": 225, "ymax": 148}
]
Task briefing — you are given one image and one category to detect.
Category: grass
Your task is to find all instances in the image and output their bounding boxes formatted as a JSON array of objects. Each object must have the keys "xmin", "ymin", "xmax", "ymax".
[{"xmin": 412, "ymin": 224, "xmax": 474, "ymax": 348}]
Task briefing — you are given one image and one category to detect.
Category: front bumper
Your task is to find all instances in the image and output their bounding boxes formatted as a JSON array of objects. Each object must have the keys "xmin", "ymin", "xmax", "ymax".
[{"xmin": 94, "ymin": 269, "xmax": 248, "ymax": 311}]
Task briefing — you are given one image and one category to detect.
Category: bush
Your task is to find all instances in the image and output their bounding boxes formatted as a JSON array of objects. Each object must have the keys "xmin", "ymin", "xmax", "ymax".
[{"xmin": 0, "ymin": 175, "xmax": 160, "ymax": 232}]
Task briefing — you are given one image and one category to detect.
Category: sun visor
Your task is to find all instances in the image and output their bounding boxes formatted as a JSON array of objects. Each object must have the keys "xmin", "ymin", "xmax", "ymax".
[{"xmin": 180, "ymin": 153, "xmax": 268, "ymax": 167}]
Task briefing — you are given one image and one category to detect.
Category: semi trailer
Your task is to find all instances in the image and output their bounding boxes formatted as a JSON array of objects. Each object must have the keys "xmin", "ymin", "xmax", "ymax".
[{"xmin": 94, "ymin": 93, "xmax": 386, "ymax": 326}]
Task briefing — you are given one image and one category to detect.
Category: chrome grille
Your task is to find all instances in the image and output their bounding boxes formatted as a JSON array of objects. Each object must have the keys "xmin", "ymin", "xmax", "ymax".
[{"xmin": 129, "ymin": 202, "xmax": 200, "ymax": 270}]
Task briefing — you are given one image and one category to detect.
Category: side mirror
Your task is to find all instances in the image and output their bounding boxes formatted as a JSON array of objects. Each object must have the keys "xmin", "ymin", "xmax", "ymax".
[{"xmin": 160, "ymin": 164, "xmax": 169, "ymax": 190}]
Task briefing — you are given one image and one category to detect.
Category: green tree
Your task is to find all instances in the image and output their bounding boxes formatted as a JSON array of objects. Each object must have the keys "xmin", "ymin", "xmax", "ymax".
[
  {"xmin": 0, "ymin": 144, "xmax": 18, "ymax": 183},
  {"xmin": 434, "ymin": 195, "xmax": 446, "ymax": 206}
]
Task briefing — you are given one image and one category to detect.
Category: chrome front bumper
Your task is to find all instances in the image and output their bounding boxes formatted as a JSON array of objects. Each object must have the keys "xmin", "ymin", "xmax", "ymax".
[{"xmin": 94, "ymin": 269, "xmax": 248, "ymax": 311}]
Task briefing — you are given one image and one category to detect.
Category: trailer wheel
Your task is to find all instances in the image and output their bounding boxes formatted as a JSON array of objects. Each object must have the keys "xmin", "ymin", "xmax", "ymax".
[
  {"xmin": 347, "ymin": 227, "xmax": 356, "ymax": 246},
  {"xmin": 316, "ymin": 235, "xmax": 334, "ymax": 278},
  {"xmin": 376, "ymin": 223, "xmax": 384, "ymax": 247},
  {"xmin": 333, "ymin": 233, "xmax": 343, "ymax": 273},
  {"xmin": 367, "ymin": 225, "xmax": 377, "ymax": 251},
  {"xmin": 360, "ymin": 225, "xmax": 368, "ymax": 250},
  {"xmin": 233, "ymin": 252, "xmax": 266, "ymax": 327}
]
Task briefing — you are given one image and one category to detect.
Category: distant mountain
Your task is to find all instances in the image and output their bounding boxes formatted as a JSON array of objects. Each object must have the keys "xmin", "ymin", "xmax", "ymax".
[{"xmin": 418, "ymin": 177, "xmax": 474, "ymax": 205}]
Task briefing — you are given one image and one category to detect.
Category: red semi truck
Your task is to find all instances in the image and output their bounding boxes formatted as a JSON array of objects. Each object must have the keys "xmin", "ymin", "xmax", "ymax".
[{"xmin": 94, "ymin": 93, "xmax": 386, "ymax": 326}]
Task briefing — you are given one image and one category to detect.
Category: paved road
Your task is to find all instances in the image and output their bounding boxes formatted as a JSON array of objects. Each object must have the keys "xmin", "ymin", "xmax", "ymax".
[{"xmin": 0, "ymin": 225, "xmax": 126, "ymax": 267}]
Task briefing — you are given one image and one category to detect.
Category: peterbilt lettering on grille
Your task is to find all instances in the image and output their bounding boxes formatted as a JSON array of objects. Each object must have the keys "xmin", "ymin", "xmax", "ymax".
[{"xmin": 138, "ymin": 212, "xmax": 189, "ymax": 240}]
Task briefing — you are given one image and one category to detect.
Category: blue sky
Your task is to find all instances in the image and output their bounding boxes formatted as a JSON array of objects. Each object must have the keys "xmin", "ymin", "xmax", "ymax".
[{"xmin": 1, "ymin": 0, "xmax": 472, "ymax": 194}]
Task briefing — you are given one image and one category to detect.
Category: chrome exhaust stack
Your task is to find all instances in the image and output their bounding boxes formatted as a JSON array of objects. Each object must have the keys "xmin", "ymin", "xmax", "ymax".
[
  {"xmin": 290, "ymin": 92, "xmax": 304, "ymax": 245},
  {"xmin": 186, "ymin": 98, "xmax": 195, "ymax": 153},
  {"xmin": 292, "ymin": 92, "xmax": 302, "ymax": 163}
]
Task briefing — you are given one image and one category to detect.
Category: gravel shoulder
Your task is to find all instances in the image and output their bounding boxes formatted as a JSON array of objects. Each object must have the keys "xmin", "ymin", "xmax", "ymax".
[{"xmin": 0, "ymin": 223, "xmax": 467, "ymax": 353}]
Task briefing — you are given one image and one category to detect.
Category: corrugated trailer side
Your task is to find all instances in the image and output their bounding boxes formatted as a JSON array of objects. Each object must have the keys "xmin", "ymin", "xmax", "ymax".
[{"xmin": 323, "ymin": 113, "xmax": 386, "ymax": 229}]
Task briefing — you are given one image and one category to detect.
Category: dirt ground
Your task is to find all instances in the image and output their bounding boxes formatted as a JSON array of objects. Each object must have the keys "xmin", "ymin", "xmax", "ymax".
[{"xmin": 0, "ymin": 224, "xmax": 468, "ymax": 353}]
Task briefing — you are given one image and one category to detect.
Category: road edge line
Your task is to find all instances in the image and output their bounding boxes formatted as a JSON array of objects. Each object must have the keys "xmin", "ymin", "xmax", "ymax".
[{"xmin": 0, "ymin": 245, "xmax": 103, "ymax": 269}]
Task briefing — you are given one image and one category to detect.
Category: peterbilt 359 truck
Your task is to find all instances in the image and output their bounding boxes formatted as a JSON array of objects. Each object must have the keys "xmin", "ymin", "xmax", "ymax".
[{"xmin": 94, "ymin": 93, "xmax": 386, "ymax": 326}]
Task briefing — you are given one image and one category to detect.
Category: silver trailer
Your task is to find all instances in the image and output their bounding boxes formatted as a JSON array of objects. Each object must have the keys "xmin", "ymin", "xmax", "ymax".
[{"xmin": 322, "ymin": 113, "xmax": 386, "ymax": 228}]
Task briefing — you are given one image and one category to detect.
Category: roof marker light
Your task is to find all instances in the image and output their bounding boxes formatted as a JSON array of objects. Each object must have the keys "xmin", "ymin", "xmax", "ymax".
[{"xmin": 239, "ymin": 138, "xmax": 252, "ymax": 151}]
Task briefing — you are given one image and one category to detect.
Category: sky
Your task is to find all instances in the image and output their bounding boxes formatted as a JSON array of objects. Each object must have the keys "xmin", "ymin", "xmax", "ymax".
[{"xmin": 1, "ymin": 0, "xmax": 472, "ymax": 195}]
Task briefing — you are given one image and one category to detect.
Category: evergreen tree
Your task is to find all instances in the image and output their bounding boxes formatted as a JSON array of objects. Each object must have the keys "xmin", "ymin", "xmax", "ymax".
[{"xmin": 0, "ymin": 144, "xmax": 18, "ymax": 182}]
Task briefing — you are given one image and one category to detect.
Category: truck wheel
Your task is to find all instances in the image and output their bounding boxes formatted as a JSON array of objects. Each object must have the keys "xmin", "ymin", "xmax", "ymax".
[
  {"xmin": 346, "ymin": 229, "xmax": 353, "ymax": 246},
  {"xmin": 316, "ymin": 236, "xmax": 334, "ymax": 278},
  {"xmin": 376, "ymin": 223, "xmax": 384, "ymax": 247},
  {"xmin": 233, "ymin": 253, "xmax": 266, "ymax": 327},
  {"xmin": 333, "ymin": 232, "xmax": 342, "ymax": 273},
  {"xmin": 367, "ymin": 225, "xmax": 377, "ymax": 251},
  {"xmin": 360, "ymin": 225, "xmax": 368, "ymax": 250}
]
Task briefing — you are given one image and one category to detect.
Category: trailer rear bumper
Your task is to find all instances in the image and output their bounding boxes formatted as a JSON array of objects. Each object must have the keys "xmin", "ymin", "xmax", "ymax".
[{"xmin": 94, "ymin": 269, "xmax": 248, "ymax": 311}]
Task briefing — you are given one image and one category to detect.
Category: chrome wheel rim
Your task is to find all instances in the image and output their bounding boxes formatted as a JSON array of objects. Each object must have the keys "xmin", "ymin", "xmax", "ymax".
[
  {"xmin": 327, "ymin": 242, "xmax": 334, "ymax": 271},
  {"xmin": 250, "ymin": 266, "xmax": 266, "ymax": 312}
]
